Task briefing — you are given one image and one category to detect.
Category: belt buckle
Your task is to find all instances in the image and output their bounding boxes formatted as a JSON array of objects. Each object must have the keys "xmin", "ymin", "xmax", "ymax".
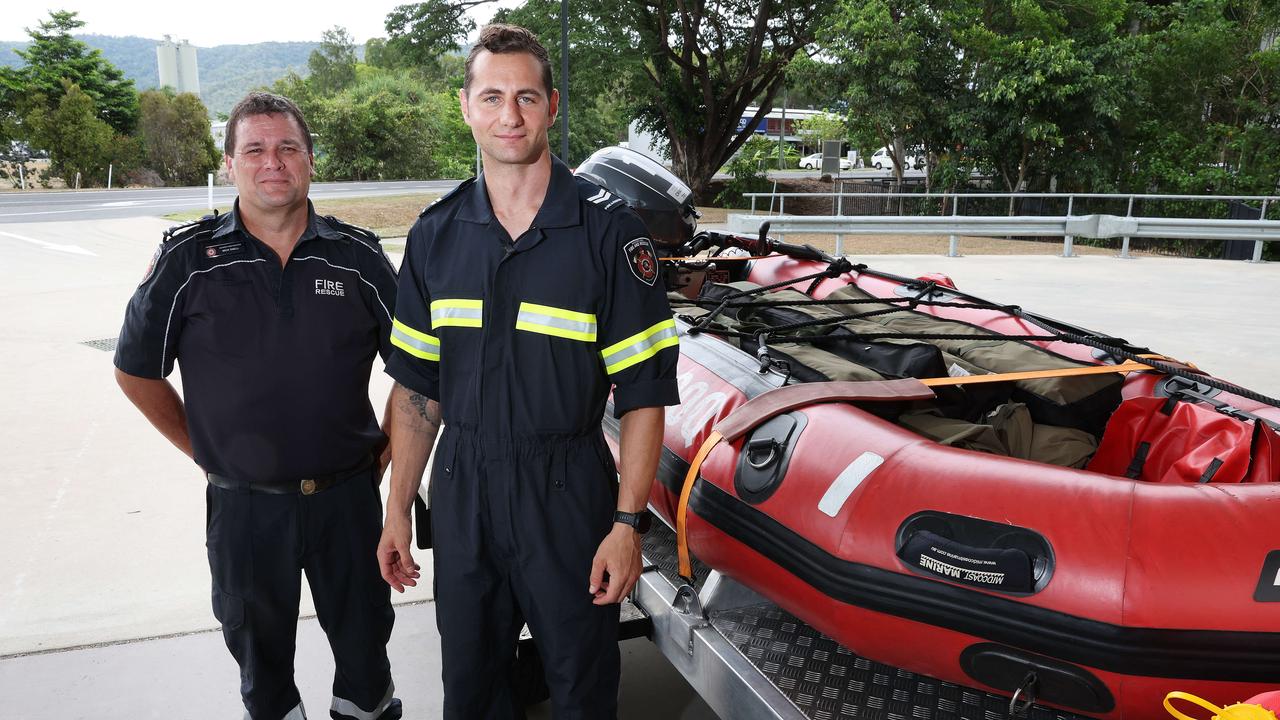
[{"xmin": 300, "ymin": 478, "xmax": 317, "ymax": 495}]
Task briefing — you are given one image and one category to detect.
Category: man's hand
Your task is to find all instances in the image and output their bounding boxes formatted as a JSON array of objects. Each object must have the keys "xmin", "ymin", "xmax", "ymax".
[
  {"xmin": 588, "ymin": 524, "xmax": 642, "ymax": 605},
  {"xmin": 378, "ymin": 513, "xmax": 420, "ymax": 593}
]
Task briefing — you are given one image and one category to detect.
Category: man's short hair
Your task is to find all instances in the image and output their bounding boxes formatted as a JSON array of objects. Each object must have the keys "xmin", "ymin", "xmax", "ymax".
[
  {"xmin": 463, "ymin": 24, "xmax": 554, "ymax": 99},
  {"xmin": 224, "ymin": 92, "xmax": 313, "ymax": 156}
]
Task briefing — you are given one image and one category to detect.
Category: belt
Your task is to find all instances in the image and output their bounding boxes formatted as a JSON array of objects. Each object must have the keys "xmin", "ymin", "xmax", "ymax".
[{"xmin": 206, "ymin": 455, "xmax": 374, "ymax": 496}]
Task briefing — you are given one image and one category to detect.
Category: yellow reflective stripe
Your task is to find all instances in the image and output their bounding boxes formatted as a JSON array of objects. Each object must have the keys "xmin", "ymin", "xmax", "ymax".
[
  {"xmin": 515, "ymin": 302, "xmax": 598, "ymax": 342},
  {"xmin": 601, "ymin": 319, "xmax": 679, "ymax": 374},
  {"xmin": 390, "ymin": 318, "xmax": 439, "ymax": 361},
  {"xmin": 430, "ymin": 298, "xmax": 483, "ymax": 329}
]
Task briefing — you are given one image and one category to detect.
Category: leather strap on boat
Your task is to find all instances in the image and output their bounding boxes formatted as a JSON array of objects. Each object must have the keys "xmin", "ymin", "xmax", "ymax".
[
  {"xmin": 675, "ymin": 379, "xmax": 936, "ymax": 580},
  {"xmin": 920, "ymin": 360, "xmax": 1152, "ymax": 387}
]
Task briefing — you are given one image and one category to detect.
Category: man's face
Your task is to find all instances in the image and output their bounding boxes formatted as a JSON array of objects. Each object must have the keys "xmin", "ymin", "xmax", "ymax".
[
  {"xmin": 460, "ymin": 50, "xmax": 559, "ymax": 168},
  {"xmin": 225, "ymin": 112, "xmax": 313, "ymax": 215}
]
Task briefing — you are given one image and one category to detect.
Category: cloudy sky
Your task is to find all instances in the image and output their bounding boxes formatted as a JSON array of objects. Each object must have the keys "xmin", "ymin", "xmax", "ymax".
[{"xmin": 1, "ymin": 1, "xmax": 518, "ymax": 46}]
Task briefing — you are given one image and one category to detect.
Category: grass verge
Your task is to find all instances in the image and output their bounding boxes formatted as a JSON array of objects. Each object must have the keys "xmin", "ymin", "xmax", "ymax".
[{"xmin": 163, "ymin": 194, "xmax": 440, "ymax": 244}]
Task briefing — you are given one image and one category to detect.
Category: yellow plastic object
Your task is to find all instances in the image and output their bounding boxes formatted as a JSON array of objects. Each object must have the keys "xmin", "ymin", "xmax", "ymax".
[{"xmin": 1165, "ymin": 692, "xmax": 1279, "ymax": 720}]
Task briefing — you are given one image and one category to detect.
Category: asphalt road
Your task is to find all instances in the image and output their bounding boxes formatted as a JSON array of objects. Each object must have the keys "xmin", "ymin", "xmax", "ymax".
[{"xmin": 0, "ymin": 180, "xmax": 462, "ymax": 223}]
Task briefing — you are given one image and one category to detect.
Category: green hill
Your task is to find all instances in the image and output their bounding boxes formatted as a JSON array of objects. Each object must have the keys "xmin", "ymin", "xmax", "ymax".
[{"xmin": 0, "ymin": 34, "xmax": 318, "ymax": 117}]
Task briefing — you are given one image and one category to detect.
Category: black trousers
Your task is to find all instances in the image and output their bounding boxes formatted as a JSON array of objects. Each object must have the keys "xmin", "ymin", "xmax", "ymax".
[
  {"xmin": 206, "ymin": 468, "xmax": 396, "ymax": 720},
  {"xmin": 431, "ymin": 425, "xmax": 622, "ymax": 720}
]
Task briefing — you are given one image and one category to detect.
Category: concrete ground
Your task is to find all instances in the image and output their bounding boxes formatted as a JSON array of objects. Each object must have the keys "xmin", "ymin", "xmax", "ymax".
[{"xmin": 0, "ymin": 217, "xmax": 1275, "ymax": 719}]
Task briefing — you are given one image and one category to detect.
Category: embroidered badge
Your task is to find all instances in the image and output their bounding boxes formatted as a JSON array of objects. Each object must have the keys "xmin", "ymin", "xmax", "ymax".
[
  {"xmin": 203, "ymin": 241, "xmax": 245, "ymax": 259},
  {"xmin": 623, "ymin": 237, "xmax": 659, "ymax": 287},
  {"xmin": 139, "ymin": 243, "xmax": 163, "ymax": 286}
]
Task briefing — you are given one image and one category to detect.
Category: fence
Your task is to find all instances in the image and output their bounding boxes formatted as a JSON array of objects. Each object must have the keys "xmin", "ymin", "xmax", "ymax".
[{"xmin": 738, "ymin": 191, "xmax": 1280, "ymax": 260}]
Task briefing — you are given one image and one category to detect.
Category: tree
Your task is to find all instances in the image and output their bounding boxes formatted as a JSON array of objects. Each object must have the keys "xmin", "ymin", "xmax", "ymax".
[
  {"xmin": 11, "ymin": 10, "xmax": 138, "ymax": 135},
  {"xmin": 138, "ymin": 89, "xmax": 220, "ymax": 186},
  {"xmin": 794, "ymin": 113, "xmax": 848, "ymax": 156},
  {"xmin": 1119, "ymin": 0, "xmax": 1280, "ymax": 195},
  {"xmin": 953, "ymin": 0, "xmax": 1133, "ymax": 197},
  {"xmin": 818, "ymin": 0, "xmax": 964, "ymax": 191},
  {"xmin": 629, "ymin": 0, "xmax": 836, "ymax": 200},
  {"xmin": 308, "ymin": 26, "xmax": 358, "ymax": 94},
  {"xmin": 310, "ymin": 72, "xmax": 474, "ymax": 181},
  {"xmin": 385, "ymin": 0, "xmax": 498, "ymax": 66},
  {"xmin": 24, "ymin": 81, "xmax": 116, "ymax": 187},
  {"xmin": 392, "ymin": 0, "xmax": 832, "ymax": 200}
]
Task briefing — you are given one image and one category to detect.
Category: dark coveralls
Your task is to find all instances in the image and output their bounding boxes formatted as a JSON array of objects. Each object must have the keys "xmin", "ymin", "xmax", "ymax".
[
  {"xmin": 385, "ymin": 158, "xmax": 680, "ymax": 719},
  {"xmin": 114, "ymin": 204, "xmax": 401, "ymax": 720}
]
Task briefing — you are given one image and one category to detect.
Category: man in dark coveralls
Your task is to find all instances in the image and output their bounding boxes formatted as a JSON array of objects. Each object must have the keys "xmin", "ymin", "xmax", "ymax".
[
  {"xmin": 376, "ymin": 24, "xmax": 680, "ymax": 720},
  {"xmin": 114, "ymin": 92, "xmax": 402, "ymax": 720}
]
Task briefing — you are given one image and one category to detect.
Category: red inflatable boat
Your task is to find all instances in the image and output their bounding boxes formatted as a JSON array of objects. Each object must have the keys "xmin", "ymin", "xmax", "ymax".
[{"xmin": 576, "ymin": 148, "xmax": 1280, "ymax": 719}]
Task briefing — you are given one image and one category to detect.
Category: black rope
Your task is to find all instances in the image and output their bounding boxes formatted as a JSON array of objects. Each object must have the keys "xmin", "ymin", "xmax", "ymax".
[
  {"xmin": 704, "ymin": 329, "xmax": 1062, "ymax": 344},
  {"xmin": 678, "ymin": 250, "xmax": 1280, "ymax": 411},
  {"xmin": 1047, "ymin": 329, "xmax": 1280, "ymax": 409},
  {"xmin": 674, "ymin": 296, "xmax": 1020, "ymax": 313},
  {"xmin": 690, "ymin": 262, "xmax": 853, "ymax": 335}
]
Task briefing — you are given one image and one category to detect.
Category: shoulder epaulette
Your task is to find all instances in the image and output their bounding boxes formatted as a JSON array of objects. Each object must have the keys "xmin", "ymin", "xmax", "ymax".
[
  {"xmin": 323, "ymin": 215, "xmax": 382, "ymax": 243},
  {"xmin": 578, "ymin": 178, "xmax": 628, "ymax": 213},
  {"xmin": 420, "ymin": 177, "xmax": 477, "ymax": 218},
  {"xmin": 163, "ymin": 211, "xmax": 222, "ymax": 243}
]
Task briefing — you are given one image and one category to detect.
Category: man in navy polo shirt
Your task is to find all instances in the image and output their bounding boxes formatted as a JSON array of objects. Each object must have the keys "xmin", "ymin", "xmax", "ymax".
[{"xmin": 114, "ymin": 92, "xmax": 401, "ymax": 720}]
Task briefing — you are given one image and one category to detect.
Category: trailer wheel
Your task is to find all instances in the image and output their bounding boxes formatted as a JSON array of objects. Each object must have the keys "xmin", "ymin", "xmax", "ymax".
[{"xmin": 513, "ymin": 640, "xmax": 551, "ymax": 706}]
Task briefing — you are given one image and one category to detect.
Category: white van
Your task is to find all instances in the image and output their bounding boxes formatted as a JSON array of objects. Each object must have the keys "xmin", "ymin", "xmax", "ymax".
[{"xmin": 871, "ymin": 147, "xmax": 925, "ymax": 170}]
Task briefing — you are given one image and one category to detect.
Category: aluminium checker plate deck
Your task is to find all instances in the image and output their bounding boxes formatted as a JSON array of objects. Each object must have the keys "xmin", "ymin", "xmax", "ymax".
[{"xmin": 641, "ymin": 521, "xmax": 1088, "ymax": 720}]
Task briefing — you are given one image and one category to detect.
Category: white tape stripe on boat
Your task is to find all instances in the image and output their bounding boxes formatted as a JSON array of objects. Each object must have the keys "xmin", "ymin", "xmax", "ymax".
[{"xmin": 818, "ymin": 452, "xmax": 884, "ymax": 518}]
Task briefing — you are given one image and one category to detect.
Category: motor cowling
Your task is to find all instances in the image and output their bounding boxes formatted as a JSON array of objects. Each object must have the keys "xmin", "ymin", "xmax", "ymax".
[{"xmin": 575, "ymin": 146, "xmax": 699, "ymax": 250}]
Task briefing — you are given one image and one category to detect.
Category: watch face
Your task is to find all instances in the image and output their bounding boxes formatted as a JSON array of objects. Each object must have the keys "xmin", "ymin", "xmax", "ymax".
[{"xmin": 636, "ymin": 511, "xmax": 652, "ymax": 533}]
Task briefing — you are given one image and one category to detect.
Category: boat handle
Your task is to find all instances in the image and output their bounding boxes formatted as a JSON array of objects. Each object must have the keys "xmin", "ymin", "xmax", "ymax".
[{"xmin": 1009, "ymin": 671, "xmax": 1037, "ymax": 717}]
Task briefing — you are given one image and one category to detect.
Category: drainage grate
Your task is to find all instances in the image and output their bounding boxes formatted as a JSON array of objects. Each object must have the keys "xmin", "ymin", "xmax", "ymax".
[{"xmin": 80, "ymin": 337, "xmax": 118, "ymax": 352}]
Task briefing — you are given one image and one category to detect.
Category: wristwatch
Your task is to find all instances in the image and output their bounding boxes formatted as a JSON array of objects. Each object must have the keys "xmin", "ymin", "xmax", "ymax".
[{"xmin": 613, "ymin": 509, "xmax": 652, "ymax": 534}]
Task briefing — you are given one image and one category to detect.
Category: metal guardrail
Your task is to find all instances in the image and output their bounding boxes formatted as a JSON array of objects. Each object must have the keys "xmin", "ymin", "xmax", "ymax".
[
  {"xmin": 744, "ymin": 190, "xmax": 1280, "ymax": 218},
  {"xmin": 726, "ymin": 213, "xmax": 1280, "ymax": 261}
]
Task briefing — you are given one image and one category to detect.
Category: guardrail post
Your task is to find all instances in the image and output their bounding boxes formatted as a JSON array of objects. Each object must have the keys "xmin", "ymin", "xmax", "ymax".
[
  {"xmin": 837, "ymin": 183, "xmax": 843, "ymax": 216},
  {"xmin": 780, "ymin": 196, "xmax": 786, "ymax": 215},
  {"xmin": 1119, "ymin": 196, "xmax": 1135, "ymax": 259},
  {"xmin": 750, "ymin": 195, "xmax": 756, "ymax": 214},
  {"xmin": 835, "ymin": 234, "xmax": 844, "ymax": 257},
  {"xmin": 1062, "ymin": 195, "xmax": 1076, "ymax": 257},
  {"xmin": 1252, "ymin": 199, "xmax": 1271, "ymax": 263},
  {"xmin": 947, "ymin": 193, "xmax": 961, "ymax": 257}
]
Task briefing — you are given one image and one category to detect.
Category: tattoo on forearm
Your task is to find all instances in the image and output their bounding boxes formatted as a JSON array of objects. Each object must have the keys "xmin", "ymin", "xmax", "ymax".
[{"xmin": 396, "ymin": 383, "xmax": 441, "ymax": 433}]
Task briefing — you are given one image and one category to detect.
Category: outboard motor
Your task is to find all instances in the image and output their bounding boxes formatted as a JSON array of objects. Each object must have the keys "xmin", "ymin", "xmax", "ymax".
[{"xmin": 575, "ymin": 146, "xmax": 700, "ymax": 251}]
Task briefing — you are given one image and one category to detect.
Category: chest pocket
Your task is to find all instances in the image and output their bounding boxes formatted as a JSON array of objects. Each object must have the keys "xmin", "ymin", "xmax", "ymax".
[{"xmin": 514, "ymin": 302, "xmax": 597, "ymax": 343}]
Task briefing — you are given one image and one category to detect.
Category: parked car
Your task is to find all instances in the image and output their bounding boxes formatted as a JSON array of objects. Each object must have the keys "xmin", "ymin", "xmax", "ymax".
[
  {"xmin": 871, "ymin": 147, "xmax": 925, "ymax": 170},
  {"xmin": 799, "ymin": 153, "xmax": 853, "ymax": 171}
]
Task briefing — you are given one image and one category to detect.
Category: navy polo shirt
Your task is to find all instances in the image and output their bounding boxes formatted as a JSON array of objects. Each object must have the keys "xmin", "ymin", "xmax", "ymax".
[
  {"xmin": 115, "ymin": 202, "xmax": 399, "ymax": 482},
  {"xmin": 385, "ymin": 157, "xmax": 680, "ymax": 437}
]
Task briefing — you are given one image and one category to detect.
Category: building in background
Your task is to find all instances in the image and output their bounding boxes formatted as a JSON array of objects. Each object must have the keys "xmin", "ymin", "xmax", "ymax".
[{"xmin": 156, "ymin": 36, "xmax": 200, "ymax": 96}]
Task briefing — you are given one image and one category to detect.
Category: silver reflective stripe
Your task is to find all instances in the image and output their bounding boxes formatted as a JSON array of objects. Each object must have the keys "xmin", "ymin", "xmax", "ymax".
[
  {"xmin": 390, "ymin": 324, "xmax": 439, "ymax": 360},
  {"xmin": 331, "ymin": 682, "xmax": 394, "ymax": 720},
  {"xmin": 515, "ymin": 307, "xmax": 597, "ymax": 341},
  {"xmin": 430, "ymin": 299, "xmax": 483, "ymax": 328},
  {"xmin": 601, "ymin": 321, "xmax": 679, "ymax": 373}
]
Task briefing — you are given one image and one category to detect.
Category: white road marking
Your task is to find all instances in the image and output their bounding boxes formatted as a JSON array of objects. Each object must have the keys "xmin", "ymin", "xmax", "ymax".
[
  {"xmin": 100, "ymin": 200, "xmax": 142, "ymax": 207},
  {"xmin": 0, "ymin": 229, "xmax": 97, "ymax": 255}
]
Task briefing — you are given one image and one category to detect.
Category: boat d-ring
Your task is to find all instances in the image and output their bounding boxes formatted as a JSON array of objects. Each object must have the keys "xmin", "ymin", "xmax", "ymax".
[
  {"xmin": 1009, "ymin": 671, "xmax": 1038, "ymax": 718},
  {"xmin": 746, "ymin": 438, "xmax": 779, "ymax": 469}
]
